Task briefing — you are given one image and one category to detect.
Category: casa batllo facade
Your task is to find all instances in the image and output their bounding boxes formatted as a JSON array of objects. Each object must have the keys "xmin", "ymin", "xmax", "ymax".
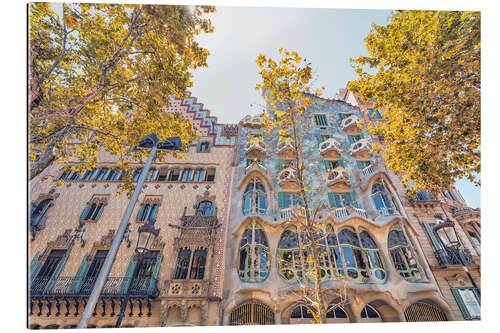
[
  {"xmin": 28, "ymin": 94, "xmax": 238, "ymax": 328},
  {"xmin": 221, "ymin": 91, "xmax": 480, "ymax": 325}
]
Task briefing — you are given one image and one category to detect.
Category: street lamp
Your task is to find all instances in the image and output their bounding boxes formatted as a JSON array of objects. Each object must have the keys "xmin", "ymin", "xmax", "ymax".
[
  {"xmin": 78, "ymin": 134, "xmax": 182, "ymax": 328},
  {"xmin": 135, "ymin": 221, "xmax": 160, "ymax": 255},
  {"xmin": 433, "ymin": 218, "xmax": 480, "ymax": 295}
]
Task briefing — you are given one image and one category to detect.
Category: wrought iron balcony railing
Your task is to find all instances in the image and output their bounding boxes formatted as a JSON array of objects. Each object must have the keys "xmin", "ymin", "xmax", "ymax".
[{"xmin": 29, "ymin": 276, "xmax": 158, "ymax": 299}]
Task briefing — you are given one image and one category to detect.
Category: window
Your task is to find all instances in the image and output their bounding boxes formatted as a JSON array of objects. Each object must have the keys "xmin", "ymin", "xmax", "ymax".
[
  {"xmin": 133, "ymin": 168, "xmax": 142, "ymax": 181},
  {"xmin": 95, "ymin": 168, "xmax": 109, "ymax": 181},
  {"xmin": 167, "ymin": 168, "xmax": 180, "ymax": 181},
  {"xmin": 347, "ymin": 134, "xmax": 362, "ymax": 145},
  {"xmin": 314, "ymin": 114, "xmax": 328, "ymax": 127},
  {"xmin": 238, "ymin": 223, "xmax": 270, "ymax": 282},
  {"xmin": 451, "ymin": 288, "xmax": 480, "ymax": 320},
  {"xmin": 157, "ymin": 168, "xmax": 169, "ymax": 181},
  {"xmin": 338, "ymin": 228, "xmax": 369, "ymax": 283},
  {"xmin": 69, "ymin": 171, "xmax": 81, "ymax": 180},
  {"xmin": 404, "ymin": 301, "xmax": 448, "ymax": 322},
  {"xmin": 229, "ymin": 302, "xmax": 274, "ymax": 325},
  {"xmin": 356, "ymin": 160, "xmax": 371, "ymax": 170},
  {"xmin": 468, "ymin": 231, "xmax": 480, "ymax": 254},
  {"xmin": 173, "ymin": 247, "xmax": 207, "ymax": 280},
  {"xmin": 83, "ymin": 168, "xmax": 97, "ymax": 180},
  {"xmin": 105, "ymin": 168, "xmax": 121, "ymax": 181},
  {"xmin": 323, "ymin": 159, "xmax": 344, "ymax": 171},
  {"xmin": 80, "ymin": 250, "xmax": 108, "ymax": 294},
  {"xmin": 328, "ymin": 192, "xmax": 358, "ymax": 209},
  {"xmin": 359, "ymin": 230, "xmax": 386, "ymax": 282},
  {"xmin": 326, "ymin": 306, "xmax": 349, "ymax": 321},
  {"xmin": 360, "ymin": 305, "xmax": 381, "ymax": 321},
  {"xmin": 368, "ymin": 108, "xmax": 383, "ymax": 120},
  {"xmin": 278, "ymin": 192, "xmax": 303, "ymax": 210},
  {"xmin": 324, "ymin": 224, "xmax": 344, "ymax": 278},
  {"xmin": 31, "ymin": 249, "xmax": 67, "ymax": 294},
  {"xmin": 181, "ymin": 168, "xmax": 193, "ymax": 182},
  {"xmin": 193, "ymin": 168, "xmax": 206, "ymax": 182},
  {"xmin": 198, "ymin": 141, "xmax": 210, "ymax": 152},
  {"xmin": 189, "ymin": 248, "xmax": 207, "ymax": 280},
  {"xmin": 206, "ymin": 168, "xmax": 216, "ymax": 182},
  {"xmin": 388, "ymin": 224, "xmax": 421, "ymax": 281},
  {"xmin": 277, "ymin": 227, "xmax": 302, "ymax": 282},
  {"xmin": 30, "ymin": 199, "xmax": 53, "ymax": 228},
  {"xmin": 129, "ymin": 250, "xmax": 159, "ymax": 293},
  {"xmin": 136, "ymin": 204, "xmax": 159, "ymax": 222},
  {"xmin": 80, "ymin": 203, "xmax": 105, "ymax": 221},
  {"xmin": 371, "ymin": 180, "xmax": 401, "ymax": 216},
  {"xmin": 242, "ymin": 178, "xmax": 267, "ymax": 216},
  {"xmin": 196, "ymin": 201, "xmax": 214, "ymax": 216},
  {"xmin": 146, "ymin": 168, "xmax": 158, "ymax": 181}
]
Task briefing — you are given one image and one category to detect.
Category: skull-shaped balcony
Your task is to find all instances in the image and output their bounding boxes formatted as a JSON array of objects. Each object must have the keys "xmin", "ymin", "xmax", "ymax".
[
  {"xmin": 277, "ymin": 167, "xmax": 300, "ymax": 192},
  {"xmin": 350, "ymin": 139, "xmax": 373, "ymax": 161},
  {"xmin": 241, "ymin": 115, "xmax": 264, "ymax": 129},
  {"xmin": 245, "ymin": 139, "xmax": 267, "ymax": 159},
  {"xmin": 341, "ymin": 115, "xmax": 362, "ymax": 135},
  {"xmin": 319, "ymin": 138, "xmax": 342, "ymax": 161},
  {"xmin": 326, "ymin": 167, "xmax": 351, "ymax": 193},
  {"xmin": 277, "ymin": 141, "xmax": 296, "ymax": 160}
]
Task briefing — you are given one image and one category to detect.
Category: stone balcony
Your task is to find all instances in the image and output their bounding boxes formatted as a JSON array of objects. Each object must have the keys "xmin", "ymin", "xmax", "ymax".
[
  {"xmin": 163, "ymin": 279, "xmax": 209, "ymax": 298},
  {"xmin": 277, "ymin": 141, "xmax": 296, "ymax": 160},
  {"xmin": 341, "ymin": 115, "xmax": 362, "ymax": 135},
  {"xmin": 319, "ymin": 138, "xmax": 342, "ymax": 161},
  {"xmin": 326, "ymin": 167, "xmax": 351, "ymax": 193},
  {"xmin": 350, "ymin": 139, "xmax": 373, "ymax": 161},
  {"xmin": 331, "ymin": 206, "xmax": 368, "ymax": 220},
  {"xmin": 277, "ymin": 167, "xmax": 300, "ymax": 192},
  {"xmin": 245, "ymin": 140, "xmax": 267, "ymax": 159}
]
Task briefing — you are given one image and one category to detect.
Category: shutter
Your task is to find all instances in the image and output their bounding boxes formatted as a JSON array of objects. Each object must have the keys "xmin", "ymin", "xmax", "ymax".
[
  {"xmin": 472, "ymin": 288, "xmax": 481, "ymax": 304},
  {"xmin": 94, "ymin": 204, "xmax": 104, "ymax": 221},
  {"xmin": 29, "ymin": 252, "xmax": 43, "ymax": 286},
  {"xmin": 451, "ymin": 288, "xmax": 471, "ymax": 320},
  {"xmin": 150, "ymin": 205, "xmax": 159, "ymax": 222},
  {"xmin": 44, "ymin": 250, "xmax": 70, "ymax": 293},
  {"xmin": 148, "ymin": 254, "xmax": 163, "ymax": 294},
  {"xmin": 80, "ymin": 204, "xmax": 91, "ymax": 220},
  {"xmin": 32, "ymin": 201, "xmax": 52, "ymax": 227},
  {"xmin": 136, "ymin": 205, "xmax": 145, "ymax": 221},
  {"xmin": 29, "ymin": 201, "xmax": 36, "ymax": 218},
  {"xmin": 196, "ymin": 139, "xmax": 201, "ymax": 152},
  {"xmin": 323, "ymin": 160, "xmax": 331, "ymax": 171},
  {"xmin": 120, "ymin": 255, "xmax": 137, "ymax": 293},
  {"xmin": 69, "ymin": 254, "xmax": 91, "ymax": 293},
  {"xmin": 278, "ymin": 192, "xmax": 286, "ymax": 209},
  {"xmin": 338, "ymin": 160, "xmax": 345, "ymax": 168},
  {"xmin": 423, "ymin": 223, "xmax": 448, "ymax": 265},
  {"xmin": 327, "ymin": 192, "xmax": 336, "ymax": 208}
]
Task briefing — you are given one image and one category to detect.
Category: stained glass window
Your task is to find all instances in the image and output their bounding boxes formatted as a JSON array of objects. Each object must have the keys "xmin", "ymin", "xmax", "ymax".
[
  {"xmin": 237, "ymin": 223, "xmax": 270, "ymax": 282},
  {"xmin": 242, "ymin": 178, "xmax": 267, "ymax": 216},
  {"xmin": 388, "ymin": 224, "xmax": 421, "ymax": 282}
]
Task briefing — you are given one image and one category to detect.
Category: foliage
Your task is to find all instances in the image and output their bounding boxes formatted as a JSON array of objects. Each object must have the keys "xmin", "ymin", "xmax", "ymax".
[
  {"xmin": 28, "ymin": 3, "xmax": 215, "ymax": 193},
  {"xmin": 349, "ymin": 10, "xmax": 480, "ymax": 196},
  {"xmin": 256, "ymin": 49, "xmax": 346, "ymax": 324}
]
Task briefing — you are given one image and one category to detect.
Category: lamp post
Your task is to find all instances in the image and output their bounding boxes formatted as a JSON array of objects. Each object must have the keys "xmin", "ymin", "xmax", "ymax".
[
  {"xmin": 78, "ymin": 134, "xmax": 181, "ymax": 328},
  {"xmin": 433, "ymin": 219, "xmax": 480, "ymax": 295},
  {"xmin": 114, "ymin": 220, "xmax": 160, "ymax": 327}
]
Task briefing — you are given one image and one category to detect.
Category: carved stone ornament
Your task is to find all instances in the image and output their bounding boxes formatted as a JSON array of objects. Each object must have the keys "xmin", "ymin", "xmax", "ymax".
[
  {"xmin": 159, "ymin": 303, "xmax": 168, "ymax": 327},
  {"xmin": 192, "ymin": 192, "xmax": 216, "ymax": 209},
  {"xmin": 222, "ymin": 124, "xmax": 238, "ymax": 138},
  {"xmin": 87, "ymin": 229, "xmax": 115, "ymax": 263},
  {"xmin": 143, "ymin": 195, "xmax": 163, "ymax": 206},
  {"xmin": 34, "ymin": 192, "xmax": 59, "ymax": 206},
  {"xmin": 39, "ymin": 229, "xmax": 73, "ymax": 262},
  {"xmin": 445, "ymin": 274, "xmax": 470, "ymax": 288},
  {"xmin": 87, "ymin": 194, "xmax": 110, "ymax": 206},
  {"xmin": 168, "ymin": 184, "xmax": 173, "ymax": 189}
]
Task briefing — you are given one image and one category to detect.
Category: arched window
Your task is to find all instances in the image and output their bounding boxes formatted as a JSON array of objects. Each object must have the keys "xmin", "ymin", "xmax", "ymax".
[
  {"xmin": 371, "ymin": 180, "xmax": 401, "ymax": 216},
  {"xmin": 173, "ymin": 247, "xmax": 191, "ymax": 280},
  {"xmin": 197, "ymin": 201, "xmax": 214, "ymax": 216},
  {"xmin": 229, "ymin": 301, "xmax": 274, "ymax": 325},
  {"xmin": 388, "ymin": 224, "xmax": 421, "ymax": 282},
  {"xmin": 80, "ymin": 202, "xmax": 104, "ymax": 221},
  {"xmin": 238, "ymin": 223, "xmax": 270, "ymax": 282},
  {"xmin": 242, "ymin": 178, "xmax": 267, "ymax": 216},
  {"xmin": 136, "ymin": 204, "xmax": 159, "ymax": 222},
  {"xmin": 360, "ymin": 304, "xmax": 382, "ymax": 322},
  {"xmin": 277, "ymin": 226, "xmax": 302, "ymax": 283},
  {"xmin": 290, "ymin": 305, "xmax": 314, "ymax": 324},
  {"xmin": 338, "ymin": 228, "xmax": 369, "ymax": 283},
  {"xmin": 326, "ymin": 305, "xmax": 349, "ymax": 323},
  {"xmin": 359, "ymin": 229, "xmax": 386, "ymax": 282},
  {"xmin": 324, "ymin": 224, "xmax": 344, "ymax": 279},
  {"xmin": 300, "ymin": 229, "xmax": 329, "ymax": 282},
  {"xmin": 404, "ymin": 301, "xmax": 448, "ymax": 322},
  {"xmin": 30, "ymin": 199, "xmax": 53, "ymax": 228}
]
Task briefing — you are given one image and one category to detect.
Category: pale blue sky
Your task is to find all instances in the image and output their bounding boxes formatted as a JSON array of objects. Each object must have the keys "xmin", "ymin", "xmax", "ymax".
[{"xmin": 189, "ymin": 6, "xmax": 480, "ymax": 208}]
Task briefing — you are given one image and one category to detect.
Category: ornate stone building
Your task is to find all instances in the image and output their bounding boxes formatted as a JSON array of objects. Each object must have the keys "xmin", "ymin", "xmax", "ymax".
[
  {"xmin": 29, "ymin": 89, "xmax": 480, "ymax": 328},
  {"xmin": 28, "ymin": 94, "xmax": 238, "ymax": 328},
  {"xmin": 221, "ymin": 90, "xmax": 480, "ymax": 326}
]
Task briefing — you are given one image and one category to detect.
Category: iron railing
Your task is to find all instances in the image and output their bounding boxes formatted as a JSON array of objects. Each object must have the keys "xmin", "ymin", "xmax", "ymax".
[
  {"xmin": 434, "ymin": 247, "xmax": 475, "ymax": 266},
  {"xmin": 29, "ymin": 276, "xmax": 158, "ymax": 298}
]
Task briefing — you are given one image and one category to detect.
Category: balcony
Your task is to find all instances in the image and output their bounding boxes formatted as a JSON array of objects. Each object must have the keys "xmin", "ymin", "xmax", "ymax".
[
  {"xmin": 279, "ymin": 207, "xmax": 314, "ymax": 220},
  {"xmin": 433, "ymin": 247, "xmax": 475, "ymax": 267},
  {"xmin": 277, "ymin": 141, "xmax": 296, "ymax": 160},
  {"xmin": 332, "ymin": 206, "xmax": 368, "ymax": 220},
  {"xmin": 326, "ymin": 167, "xmax": 351, "ymax": 193},
  {"xmin": 319, "ymin": 138, "xmax": 342, "ymax": 161},
  {"xmin": 245, "ymin": 139, "xmax": 267, "ymax": 159},
  {"xmin": 164, "ymin": 280, "xmax": 208, "ymax": 297},
  {"xmin": 350, "ymin": 139, "xmax": 373, "ymax": 161},
  {"xmin": 277, "ymin": 167, "xmax": 300, "ymax": 192},
  {"xmin": 240, "ymin": 115, "xmax": 264, "ymax": 128},
  {"xmin": 341, "ymin": 115, "xmax": 362, "ymax": 135}
]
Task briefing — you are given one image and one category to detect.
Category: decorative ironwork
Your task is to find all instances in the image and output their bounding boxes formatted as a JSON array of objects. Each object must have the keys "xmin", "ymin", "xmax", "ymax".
[
  {"xmin": 229, "ymin": 301, "xmax": 274, "ymax": 325},
  {"xmin": 404, "ymin": 302, "xmax": 448, "ymax": 322}
]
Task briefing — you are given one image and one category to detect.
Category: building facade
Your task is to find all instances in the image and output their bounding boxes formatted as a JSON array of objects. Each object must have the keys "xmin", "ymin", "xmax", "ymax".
[
  {"xmin": 28, "ymin": 90, "xmax": 480, "ymax": 328},
  {"xmin": 28, "ymin": 95, "xmax": 238, "ymax": 328}
]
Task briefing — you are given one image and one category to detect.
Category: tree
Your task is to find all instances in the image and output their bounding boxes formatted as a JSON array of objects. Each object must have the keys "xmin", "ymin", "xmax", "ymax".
[
  {"xmin": 348, "ymin": 10, "xmax": 480, "ymax": 196},
  {"xmin": 255, "ymin": 49, "xmax": 347, "ymax": 324},
  {"xmin": 28, "ymin": 3, "xmax": 215, "ymax": 191}
]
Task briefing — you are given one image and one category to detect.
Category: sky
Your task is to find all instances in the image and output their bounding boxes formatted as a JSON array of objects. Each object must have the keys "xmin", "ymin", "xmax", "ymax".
[{"xmin": 188, "ymin": 5, "xmax": 480, "ymax": 209}]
